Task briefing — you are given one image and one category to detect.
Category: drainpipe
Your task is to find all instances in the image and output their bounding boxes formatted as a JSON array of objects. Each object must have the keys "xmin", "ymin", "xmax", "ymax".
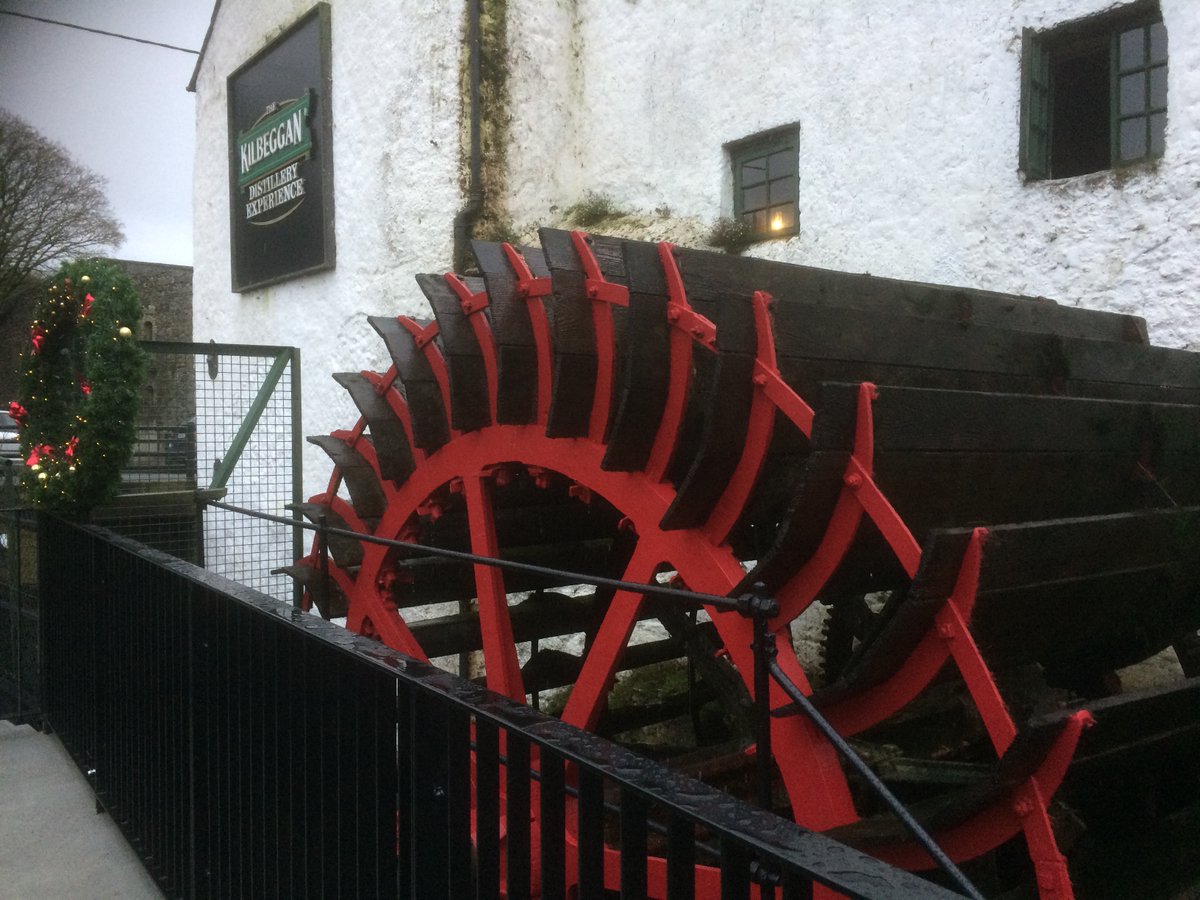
[{"xmin": 453, "ymin": 0, "xmax": 483, "ymax": 273}]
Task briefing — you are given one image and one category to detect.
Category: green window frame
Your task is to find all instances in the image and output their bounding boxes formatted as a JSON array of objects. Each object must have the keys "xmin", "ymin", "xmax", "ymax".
[
  {"xmin": 731, "ymin": 129, "xmax": 799, "ymax": 239},
  {"xmin": 1020, "ymin": 5, "xmax": 1167, "ymax": 181},
  {"xmin": 1115, "ymin": 20, "xmax": 1168, "ymax": 163}
]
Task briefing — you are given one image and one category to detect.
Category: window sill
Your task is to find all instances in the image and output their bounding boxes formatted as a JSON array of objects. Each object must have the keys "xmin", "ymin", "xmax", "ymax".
[
  {"xmin": 745, "ymin": 227, "xmax": 799, "ymax": 243},
  {"xmin": 1021, "ymin": 157, "xmax": 1162, "ymax": 187}
]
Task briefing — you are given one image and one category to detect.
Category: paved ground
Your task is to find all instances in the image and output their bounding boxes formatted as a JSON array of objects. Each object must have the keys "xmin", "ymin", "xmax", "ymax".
[{"xmin": 0, "ymin": 720, "xmax": 163, "ymax": 899}]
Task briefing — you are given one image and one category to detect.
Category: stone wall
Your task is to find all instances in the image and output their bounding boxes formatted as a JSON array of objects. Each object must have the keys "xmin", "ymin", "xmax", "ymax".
[
  {"xmin": 0, "ymin": 260, "xmax": 193, "ymax": 410},
  {"xmin": 114, "ymin": 261, "xmax": 195, "ymax": 428}
]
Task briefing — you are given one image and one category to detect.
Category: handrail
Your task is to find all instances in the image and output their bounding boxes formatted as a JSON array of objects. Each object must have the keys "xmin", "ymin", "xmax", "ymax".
[
  {"xmin": 205, "ymin": 496, "xmax": 979, "ymax": 897},
  {"xmin": 207, "ymin": 498, "xmax": 748, "ymax": 613},
  {"xmin": 767, "ymin": 655, "xmax": 985, "ymax": 900},
  {"xmin": 39, "ymin": 511, "xmax": 966, "ymax": 898}
]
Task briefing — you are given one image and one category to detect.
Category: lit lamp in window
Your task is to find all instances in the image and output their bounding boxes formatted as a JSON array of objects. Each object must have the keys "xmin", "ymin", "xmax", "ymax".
[{"xmin": 732, "ymin": 130, "xmax": 799, "ymax": 238}]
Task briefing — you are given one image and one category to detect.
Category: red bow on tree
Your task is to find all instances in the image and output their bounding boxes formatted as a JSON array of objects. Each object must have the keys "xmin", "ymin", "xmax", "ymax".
[
  {"xmin": 26, "ymin": 444, "xmax": 54, "ymax": 467},
  {"xmin": 8, "ymin": 401, "xmax": 27, "ymax": 427},
  {"xmin": 81, "ymin": 293, "xmax": 95, "ymax": 317},
  {"xmin": 65, "ymin": 436, "xmax": 79, "ymax": 458},
  {"xmin": 79, "ymin": 380, "xmax": 91, "ymax": 396},
  {"xmin": 30, "ymin": 325, "xmax": 45, "ymax": 355}
]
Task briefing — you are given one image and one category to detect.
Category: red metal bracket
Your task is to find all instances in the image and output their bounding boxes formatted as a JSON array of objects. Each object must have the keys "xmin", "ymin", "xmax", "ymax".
[
  {"xmin": 660, "ymin": 242, "xmax": 716, "ymax": 350},
  {"xmin": 750, "ymin": 291, "xmax": 814, "ymax": 435},
  {"xmin": 704, "ymin": 292, "xmax": 784, "ymax": 544},
  {"xmin": 398, "ymin": 317, "xmax": 461, "ymax": 440},
  {"xmin": 812, "ymin": 525, "xmax": 1090, "ymax": 896},
  {"xmin": 874, "ymin": 712, "xmax": 1090, "ymax": 880},
  {"xmin": 571, "ymin": 232, "xmax": 628, "ymax": 441},
  {"xmin": 501, "ymin": 243, "xmax": 554, "ymax": 425},
  {"xmin": 845, "ymin": 384, "xmax": 922, "ymax": 578},
  {"xmin": 463, "ymin": 472, "xmax": 525, "ymax": 702},
  {"xmin": 773, "ymin": 383, "xmax": 880, "ymax": 621},
  {"xmin": 501, "ymin": 243, "xmax": 551, "ymax": 299},
  {"xmin": 817, "ymin": 527, "xmax": 994, "ymax": 739},
  {"xmin": 398, "ymin": 315, "xmax": 439, "ymax": 350},
  {"xmin": 571, "ymin": 231, "xmax": 629, "ymax": 307},
  {"xmin": 772, "ymin": 384, "xmax": 918, "ymax": 623},
  {"xmin": 361, "ymin": 370, "xmax": 425, "ymax": 465},
  {"xmin": 646, "ymin": 243, "xmax": 701, "ymax": 482},
  {"xmin": 444, "ymin": 272, "xmax": 490, "ymax": 316},
  {"xmin": 444, "ymin": 273, "xmax": 499, "ymax": 423}
]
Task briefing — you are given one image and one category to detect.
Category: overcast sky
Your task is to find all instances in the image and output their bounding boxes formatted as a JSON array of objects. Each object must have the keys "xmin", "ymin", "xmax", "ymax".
[{"xmin": 0, "ymin": 0, "xmax": 213, "ymax": 266}]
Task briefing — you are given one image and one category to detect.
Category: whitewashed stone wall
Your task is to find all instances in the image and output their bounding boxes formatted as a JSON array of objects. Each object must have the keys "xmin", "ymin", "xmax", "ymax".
[
  {"xmin": 504, "ymin": 0, "xmax": 1200, "ymax": 345},
  {"xmin": 191, "ymin": 0, "xmax": 467, "ymax": 492},
  {"xmin": 192, "ymin": 0, "xmax": 1200, "ymax": 497}
]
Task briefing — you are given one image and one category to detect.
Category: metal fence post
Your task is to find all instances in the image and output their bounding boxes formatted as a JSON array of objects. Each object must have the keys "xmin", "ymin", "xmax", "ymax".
[
  {"xmin": 289, "ymin": 347, "xmax": 304, "ymax": 607},
  {"xmin": 739, "ymin": 582, "xmax": 780, "ymax": 815}
]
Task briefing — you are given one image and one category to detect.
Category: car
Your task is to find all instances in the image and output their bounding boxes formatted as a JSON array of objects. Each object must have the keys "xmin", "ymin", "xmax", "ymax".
[{"xmin": 0, "ymin": 409, "xmax": 20, "ymax": 460}]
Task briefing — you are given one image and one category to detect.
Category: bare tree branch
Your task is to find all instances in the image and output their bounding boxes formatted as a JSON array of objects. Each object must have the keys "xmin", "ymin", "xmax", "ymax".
[{"xmin": 0, "ymin": 108, "xmax": 124, "ymax": 317}]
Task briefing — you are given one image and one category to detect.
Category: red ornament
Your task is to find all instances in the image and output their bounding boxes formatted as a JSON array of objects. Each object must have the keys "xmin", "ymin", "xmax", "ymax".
[
  {"xmin": 81, "ymin": 293, "xmax": 95, "ymax": 317},
  {"xmin": 80, "ymin": 380, "xmax": 91, "ymax": 396},
  {"xmin": 30, "ymin": 325, "xmax": 45, "ymax": 355},
  {"xmin": 8, "ymin": 401, "xmax": 27, "ymax": 426}
]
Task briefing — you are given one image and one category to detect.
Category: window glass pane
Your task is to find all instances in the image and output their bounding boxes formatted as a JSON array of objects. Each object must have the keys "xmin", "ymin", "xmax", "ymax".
[
  {"xmin": 768, "ymin": 204, "xmax": 796, "ymax": 232},
  {"xmin": 1119, "ymin": 26, "xmax": 1145, "ymax": 71},
  {"xmin": 747, "ymin": 209, "xmax": 767, "ymax": 233},
  {"xmin": 741, "ymin": 158, "xmax": 767, "ymax": 187},
  {"xmin": 769, "ymin": 175, "xmax": 797, "ymax": 205},
  {"xmin": 1149, "ymin": 22, "xmax": 1167, "ymax": 64},
  {"xmin": 742, "ymin": 183, "xmax": 767, "ymax": 211},
  {"xmin": 767, "ymin": 149, "xmax": 794, "ymax": 180},
  {"xmin": 1120, "ymin": 117, "xmax": 1147, "ymax": 161},
  {"xmin": 1120, "ymin": 72, "xmax": 1146, "ymax": 114},
  {"xmin": 1150, "ymin": 112, "xmax": 1165, "ymax": 157},
  {"xmin": 1150, "ymin": 65, "xmax": 1167, "ymax": 109}
]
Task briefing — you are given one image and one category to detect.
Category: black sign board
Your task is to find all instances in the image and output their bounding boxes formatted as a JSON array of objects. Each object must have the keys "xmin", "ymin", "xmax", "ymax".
[{"xmin": 227, "ymin": 4, "xmax": 334, "ymax": 292}]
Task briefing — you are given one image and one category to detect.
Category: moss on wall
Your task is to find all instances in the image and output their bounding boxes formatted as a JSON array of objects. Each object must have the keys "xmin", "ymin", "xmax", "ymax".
[{"xmin": 462, "ymin": 0, "xmax": 513, "ymax": 246}]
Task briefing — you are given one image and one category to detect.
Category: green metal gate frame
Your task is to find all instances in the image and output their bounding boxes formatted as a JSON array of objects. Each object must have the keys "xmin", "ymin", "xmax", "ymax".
[{"xmin": 145, "ymin": 340, "xmax": 304, "ymax": 602}]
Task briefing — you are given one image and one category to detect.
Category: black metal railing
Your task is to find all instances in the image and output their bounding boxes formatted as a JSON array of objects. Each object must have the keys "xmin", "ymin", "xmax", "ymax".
[
  {"xmin": 234, "ymin": 500, "xmax": 982, "ymax": 898},
  {"xmin": 0, "ymin": 504, "xmax": 38, "ymax": 723},
  {"xmin": 38, "ymin": 512, "xmax": 963, "ymax": 900}
]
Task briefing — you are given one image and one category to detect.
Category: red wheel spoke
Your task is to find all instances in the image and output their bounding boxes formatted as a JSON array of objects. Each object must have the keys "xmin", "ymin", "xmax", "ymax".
[
  {"xmin": 571, "ymin": 231, "xmax": 629, "ymax": 443},
  {"xmin": 561, "ymin": 544, "xmax": 660, "ymax": 731},
  {"xmin": 464, "ymin": 472, "xmax": 525, "ymax": 702}
]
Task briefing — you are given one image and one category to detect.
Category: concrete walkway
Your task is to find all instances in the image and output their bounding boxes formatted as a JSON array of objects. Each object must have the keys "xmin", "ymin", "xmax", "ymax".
[{"xmin": 0, "ymin": 720, "xmax": 163, "ymax": 899}]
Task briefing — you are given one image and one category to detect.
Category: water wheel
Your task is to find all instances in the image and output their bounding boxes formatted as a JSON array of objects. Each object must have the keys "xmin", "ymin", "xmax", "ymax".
[{"xmin": 285, "ymin": 230, "xmax": 1200, "ymax": 898}]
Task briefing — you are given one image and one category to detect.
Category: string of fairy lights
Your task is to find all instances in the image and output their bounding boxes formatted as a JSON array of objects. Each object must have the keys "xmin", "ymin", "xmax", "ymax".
[{"xmin": 13, "ymin": 261, "xmax": 146, "ymax": 514}]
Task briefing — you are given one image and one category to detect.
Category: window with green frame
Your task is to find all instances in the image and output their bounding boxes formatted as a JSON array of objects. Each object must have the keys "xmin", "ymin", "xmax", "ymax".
[
  {"xmin": 731, "ymin": 128, "xmax": 798, "ymax": 238},
  {"xmin": 1020, "ymin": 3, "xmax": 1166, "ymax": 180}
]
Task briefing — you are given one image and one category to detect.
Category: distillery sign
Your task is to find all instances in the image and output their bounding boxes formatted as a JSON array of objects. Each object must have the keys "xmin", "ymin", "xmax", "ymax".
[
  {"xmin": 227, "ymin": 4, "xmax": 334, "ymax": 292},
  {"xmin": 237, "ymin": 92, "xmax": 313, "ymax": 224}
]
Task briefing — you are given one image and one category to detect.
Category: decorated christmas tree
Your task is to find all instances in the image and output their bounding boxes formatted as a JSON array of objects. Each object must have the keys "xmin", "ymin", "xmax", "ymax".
[{"xmin": 14, "ymin": 259, "xmax": 147, "ymax": 515}]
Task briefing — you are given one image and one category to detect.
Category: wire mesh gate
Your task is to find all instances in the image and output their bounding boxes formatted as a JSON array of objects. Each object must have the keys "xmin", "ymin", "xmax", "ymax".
[
  {"xmin": 0, "ymin": 342, "xmax": 301, "ymax": 725},
  {"xmin": 94, "ymin": 340, "xmax": 303, "ymax": 602}
]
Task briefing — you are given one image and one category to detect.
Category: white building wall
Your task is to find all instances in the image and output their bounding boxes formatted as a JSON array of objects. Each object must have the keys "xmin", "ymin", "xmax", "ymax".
[
  {"xmin": 192, "ymin": 0, "xmax": 1200, "ymax": 497},
  {"xmin": 505, "ymin": 0, "xmax": 1200, "ymax": 347},
  {"xmin": 192, "ymin": 0, "xmax": 466, "ymax": 489}
]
